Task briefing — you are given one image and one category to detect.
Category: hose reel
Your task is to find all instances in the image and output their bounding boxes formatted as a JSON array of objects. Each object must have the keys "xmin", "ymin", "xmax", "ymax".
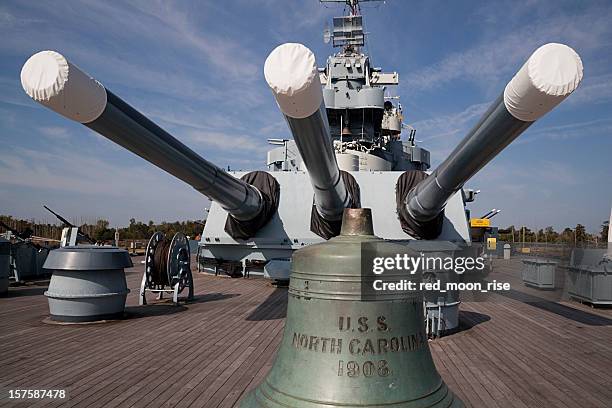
[{"xmin": 139, "ymin": 232, "xmax": 194, "ymax": 305}]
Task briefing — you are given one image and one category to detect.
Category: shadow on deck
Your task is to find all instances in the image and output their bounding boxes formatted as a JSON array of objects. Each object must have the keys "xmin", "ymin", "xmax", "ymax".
[
  {"xmin": 499, "ymin": 289, "xmax": 612, "ymax": 326},
  {"xmin": 246, "ymin": 288, "xmax": 288, "ymax": 321}
]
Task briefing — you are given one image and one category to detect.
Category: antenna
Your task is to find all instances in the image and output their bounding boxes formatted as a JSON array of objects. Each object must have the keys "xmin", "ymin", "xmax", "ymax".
[
  {"xmin": 320, "ymin": 0, "xmax": 385, "ymax": 52},
  {"xmin": 320, "ymin": 1, "xmax": 384, "ymax": 16},
  {"xmin": 267, "ymin": 138, "xmax": 289, "ymax": 146},
  {"xmin": 323, "ymin": 23, "xmax": 332, "ymax": 44}
]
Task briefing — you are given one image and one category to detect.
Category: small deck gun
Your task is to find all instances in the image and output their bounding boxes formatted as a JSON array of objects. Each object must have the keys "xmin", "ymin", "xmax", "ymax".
[{"xmin": 43, "ymin": 205, "xmax": 96, "ymax": 245}]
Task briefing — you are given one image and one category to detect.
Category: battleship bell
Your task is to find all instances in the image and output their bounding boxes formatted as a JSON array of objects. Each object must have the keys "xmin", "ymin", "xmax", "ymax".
[
  {"xmin": 341, "ymin": 124, "xmax": 353, "ymax": 137},
  {"xmin": 240, "ymin": 208, "xmax": 463, "ymax": 407}
]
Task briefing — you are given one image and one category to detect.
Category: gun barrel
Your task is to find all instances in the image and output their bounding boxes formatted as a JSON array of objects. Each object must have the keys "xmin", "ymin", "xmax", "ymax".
[
  {"xmin": 0, "ymin": 221, "xmax": 19, "ymax": 237},
  {"xmin": 264, "ymin": 43, "xmax": 349, "ymax": 221},
  {"xmin": 608, "ymin": 208, "xmax": 612, "ymax": 255},
  {"xmin": 407, "ymin": 43, "xmax": 583, "ymax": 222},
  {"xmin": 43, "ymin": 205, "xmax": 75, "ymax": 228},
  {"xmin": 481, "ymin": 209, "xmax": 497, "ymax": 219},
  {"xmin": 43, "ymin": 205, "xmax": 96, "ymax": 244},
  {"xmin": 21, "ymin": 51, "xmax": 262, "ymax": 222},
  {"xmin": 485, "ymin": 210, "xmax": 501, "ymax": 220}
]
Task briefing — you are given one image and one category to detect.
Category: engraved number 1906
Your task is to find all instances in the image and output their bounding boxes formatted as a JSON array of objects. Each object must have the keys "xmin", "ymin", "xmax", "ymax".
[{"xmin": 337, "ymin": 360, "xmax": 390, "ymax": 377}]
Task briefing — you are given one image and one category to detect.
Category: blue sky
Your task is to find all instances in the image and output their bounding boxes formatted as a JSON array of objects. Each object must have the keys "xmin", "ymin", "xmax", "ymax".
[{"xmin": 0, "ymin": 0, "xmax": 611, "ymax": 233}]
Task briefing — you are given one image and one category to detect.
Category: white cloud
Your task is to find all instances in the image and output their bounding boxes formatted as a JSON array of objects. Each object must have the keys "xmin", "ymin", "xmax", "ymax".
[
  {"xmin": 0, "ymin": 7, "xmax": 42, "ymax": 28},
  {"xmin": 125, "ymin": 0, "xmax": 259, "ymax": 80},
  {"xmin": 402, "ymin": 4, "xmax": 612, "ymax": 93},
  {"xmin": 0, "ymin": 145, "xmax": 208, "ymax": 225},
  {"xmin": 478, "ymin": 159, "xmax": 579, "ymax": 187},
  {"xmin": 0, "ymin": 1, "xmax": 267, "ymax": 111},
  {"xmin": 568, "ymin": 74, "xmax": 612, "ymax": 105},
  {"xmin": 410, "ymin": 101, "xmax": 491, "ymax": 163},
  {"xmin": 186, "ymin": 130, "xmax": 270, "ymax": 155},
  {"xmin": 245, "ymin": 0, "xmax": 333, "ymax": 41},
  {"xmin": 149, "ymin": 108, "xmax": 245, "ymax": 133},
  {"xmin": 258, "ymin": 119, "xmax": 287, "ymax": 137},
  {"xmin": 516, "ymin": 118, "xmax": 612, "ymax": 144},
  {"xmin": 412, "ymin": 102, "xmax": 490, "ymax": 139},
  {"xmin": 0, "ymin": 147, "xmax": 162, "ymax": 197},
  {"xmin": 38, "ymin": 126, "xmax": 71, "ymax": 140}
]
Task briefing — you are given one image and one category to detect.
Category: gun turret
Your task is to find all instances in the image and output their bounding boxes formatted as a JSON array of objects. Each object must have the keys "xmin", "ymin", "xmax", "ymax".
[
  {"xmin": 42, "ymin": 205, "xmax": 96, "ymax": 244},
  {"xmin": 0, "ymin": 220, "xmax": 32, "ymax": 241},
  {"xmin": 264, "ymin": 43, "xmax": 354, "ymax": 229},
  {"xmin": 0, "ymin": 221, "xmax": 48, "ymax": 251},
  {"xmin": 21, "ymin": 51, "xmax": 275, "ymax": 237},
  {"xmin": 404, "ymin": 43, "xmax": 583, "ymax": 229}
]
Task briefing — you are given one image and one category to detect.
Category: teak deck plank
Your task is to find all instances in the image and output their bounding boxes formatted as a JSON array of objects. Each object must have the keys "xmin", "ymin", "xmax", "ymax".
[
  {"xmin": 47, "ymin": 280, "xmax": 273, "ymax": 408},
  {"xmin": 8, "ymin": 277, "xmax": 245, "ymax": 395},
  {"xmin": 456, "ymin": 309, "xmax": 556, "ymax": 408},
  {"xmin": 1, "ymin": 257, "xmax": 611, "ymax": 408}
]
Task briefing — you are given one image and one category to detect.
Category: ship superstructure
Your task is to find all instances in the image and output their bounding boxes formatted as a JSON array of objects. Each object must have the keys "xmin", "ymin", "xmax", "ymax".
[
  {"xmin": 203, "ymin": 0, "xmax": 459, "ymax": 281},
  {"xmin": 268, "ymin": 0, "xmax": 430, "ymax": 173}
]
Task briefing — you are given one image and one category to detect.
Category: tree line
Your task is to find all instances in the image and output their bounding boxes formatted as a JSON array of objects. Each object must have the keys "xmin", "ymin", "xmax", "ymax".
[
  {"xmin": 0, "ymin": 215, "xmax": 206, "ymax": 242},
  {"xmin": 1, "ymin": 214, "xmax": 608, "ymax": 246},
  {"xmin": 498, "ymin": 222, "xmax": 609, "ymax": 246}
]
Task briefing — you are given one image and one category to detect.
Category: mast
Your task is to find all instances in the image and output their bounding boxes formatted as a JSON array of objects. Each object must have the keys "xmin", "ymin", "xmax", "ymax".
[{"xmin": 320, "ymin": 0, "xmax": 383, "ymax": 16}]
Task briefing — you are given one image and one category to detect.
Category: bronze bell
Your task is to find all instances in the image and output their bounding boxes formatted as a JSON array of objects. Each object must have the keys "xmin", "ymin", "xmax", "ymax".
[
  {"xmin": 341, "ymin": 125, "xmax": 352, "ymax": 137},
  {"xmin": 240, "ymin": 208, "xmax": 463, "ymax": 407}
]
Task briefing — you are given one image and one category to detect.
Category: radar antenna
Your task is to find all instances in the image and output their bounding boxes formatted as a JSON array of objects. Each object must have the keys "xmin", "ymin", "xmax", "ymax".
[
  {"xmin": 320, "ymin": 0, "xmax": 383, "ymax": 51},
  {"xmin": 320, "ymin": 0, "xmax": 384, "ymax": 16}
]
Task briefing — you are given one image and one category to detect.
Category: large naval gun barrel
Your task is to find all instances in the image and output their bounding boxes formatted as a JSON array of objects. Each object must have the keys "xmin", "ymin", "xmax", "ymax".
[
  {"xmin": 264, "ymin": 43, "xmax": 351, "ymax": 222},
  {"xmin": 20, "ymin": 51, "xmax": 264, "ymax": 223},
  {"xmin": 406, "ymin": 43, "xmax": 583, "ymax": 224}
]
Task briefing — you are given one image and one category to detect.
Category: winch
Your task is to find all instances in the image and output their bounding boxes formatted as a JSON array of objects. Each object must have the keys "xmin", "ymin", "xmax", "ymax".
[{"xmin": 140, "ymin": 231, "xmax": 194, "ymax": 305}]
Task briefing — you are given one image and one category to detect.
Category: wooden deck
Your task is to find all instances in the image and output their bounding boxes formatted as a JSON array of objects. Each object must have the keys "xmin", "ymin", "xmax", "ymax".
[{"xmin": 1, "ymin": 257, "xmax": 611, "ymax": 407}]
